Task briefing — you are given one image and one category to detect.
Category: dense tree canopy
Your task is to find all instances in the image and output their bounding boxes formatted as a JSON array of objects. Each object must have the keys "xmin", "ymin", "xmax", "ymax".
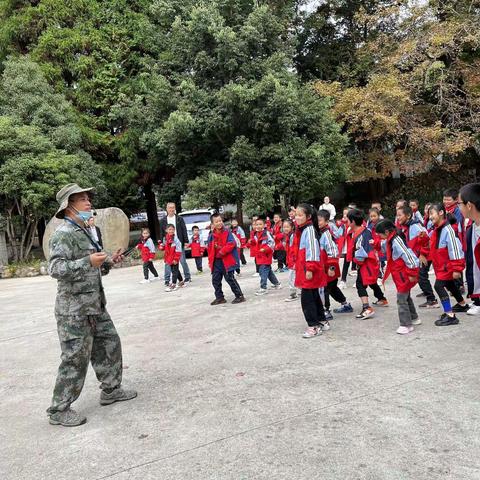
[{"xmin": 0, "ymin": 0, "xmax": 478, "ymax": 261}]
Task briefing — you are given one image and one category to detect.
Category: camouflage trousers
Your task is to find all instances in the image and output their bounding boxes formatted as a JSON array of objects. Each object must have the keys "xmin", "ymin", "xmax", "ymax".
[{"xmin": 47, "ymin": 309, "xmax": 123, "ymax": 414}]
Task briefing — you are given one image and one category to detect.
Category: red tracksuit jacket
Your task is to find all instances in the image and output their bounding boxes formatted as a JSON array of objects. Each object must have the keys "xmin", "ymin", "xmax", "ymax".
[
  {"xmin": 159, "ymin": 234, "xmax": 182, "ymax": 266},
  {"xmin": 252, "ymin": 229, "xmax": 275, "ymax": 265},
  {"xmin": 294, "ymin": 222, "xmax": 327, "ymax": 289},
  {"xmin": 188, "ymin": 233, "xmax": 204, "ymax": 258},
  {"xmin": 383, "ymin": 231, "xmax": 420, "ymax": 293},
  {"xmin": 285, "ymin": 231, "xmax": 298, "ymax": 269},
  {"xmin": 207, "ymin": 228, "xmax": 239, "ymax": 272},
  {"xmin": 429, "ymin": 221, "xmax": 465, "ymax": 281},
  {"xmin": 273, "ymin": 222, "xmax": 285, "ymax": 251},
  {"xmin": 136, "ymin": 238, "xmax": 156, "ymax": 262}
]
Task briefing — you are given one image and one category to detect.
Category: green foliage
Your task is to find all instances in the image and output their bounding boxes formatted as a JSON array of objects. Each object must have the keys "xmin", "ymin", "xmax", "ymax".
[{"xmin": 0, "ymin": 56, "xmax": 105, "ymax": 260}]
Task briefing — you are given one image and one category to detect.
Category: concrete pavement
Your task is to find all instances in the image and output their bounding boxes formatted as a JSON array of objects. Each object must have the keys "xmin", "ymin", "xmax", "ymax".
[{"xmin": 1, "ymin": 260, "xmax": 480, "ymax": 479}]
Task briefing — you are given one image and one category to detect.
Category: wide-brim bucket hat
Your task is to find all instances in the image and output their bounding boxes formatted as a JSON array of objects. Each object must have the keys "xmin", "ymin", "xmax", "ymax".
[{"xmin": 55, "ymin": 183, "xmax": 96, "ymax": 219}]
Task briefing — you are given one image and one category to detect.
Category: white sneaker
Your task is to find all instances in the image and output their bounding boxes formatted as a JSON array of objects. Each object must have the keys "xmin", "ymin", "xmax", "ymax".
[
  {"xmin": 150, "ymin": 277, "xmax": 160, "ymax": 282},
  {"xmin": 252, "ymin": 272, "xmax": 260, "ymax": 277},
  {"xmin": 411, "ymin": 318, "xmax": 422, "ymax": 325},
  {"xmin": 338, "ymin": 280, "xmax": 346, "ymax": 290},
  {"xmin": 285, "ymin": 294, "xmax": 298, "ymax": 302},
  {"xmin": 255, "ymin": 288, "xmax": 268, "ymax": 296},
  {"xmin": 140, "ymin": 279, "xmax": 151, "ymax": 284},
  {"xmin": 377, "ymin": 278, "xmax": 383, "ymax": 286},
  {"xmin": 320, "ymin": 321, "xmax": 331, "ymax": 332},
  {"xmin": 302, "ymin": 326, "xmax": 322, "ymax": 338},
  {"xmin": 165, "ymin": 284, "xmax": 178, "ymax": 292},
  {"xmin": 396, "ymin": 326, "xmax": 412, "ymax": 335},
  {"xmin": 271, "ymin": 283, "xmax": 282, "ymax": 290},
  {"xmin": 467, "ymin": 305, "xmax": 480, "ymax": 316}
]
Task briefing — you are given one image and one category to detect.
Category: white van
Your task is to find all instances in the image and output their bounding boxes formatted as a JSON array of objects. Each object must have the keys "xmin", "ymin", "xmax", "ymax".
[{"xmin": 178, "ymin": 209, "xmax": 214, "ymax": 254}]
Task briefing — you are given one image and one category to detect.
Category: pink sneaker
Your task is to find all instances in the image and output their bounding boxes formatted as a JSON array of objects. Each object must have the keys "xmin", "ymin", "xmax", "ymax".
[
  {"xmin": 302, "ymin": 326, "xmax": 322, "ymax": 338},
  {"xmin": 396, "ymin": 325, "xmax": 413, "ymax": 335}
]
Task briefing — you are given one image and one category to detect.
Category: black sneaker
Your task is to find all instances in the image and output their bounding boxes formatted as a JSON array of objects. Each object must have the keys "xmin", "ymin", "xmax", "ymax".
[
  {"xmin": 416, "ymin": 292, "xmax": 426, "ymax": 298},
  {"xmin": 419, "ymin": 300, "xmax": 439, "ymax": 308},
  {"xmin": 211, "ymin": 298, "xmax": 227, "ymax": 306},
  {"xmin": 434, "ymin": 313, "xmax": 459, "ymax": 326},
  {"xmin": 452, "ymin": 303, "xmax": 469, "ymax": 313},
  {"xmin": 232, "ymin": 295, "xmax": 246, "ymax": 304}
]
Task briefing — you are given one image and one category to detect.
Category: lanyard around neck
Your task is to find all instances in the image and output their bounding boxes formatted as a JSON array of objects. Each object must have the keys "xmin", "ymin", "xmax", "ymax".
[{"xmin": 64, "ymin": 216, "xmax": 102, "ymax": 252}]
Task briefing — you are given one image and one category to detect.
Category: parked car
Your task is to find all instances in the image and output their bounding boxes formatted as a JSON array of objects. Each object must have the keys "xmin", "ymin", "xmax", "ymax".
[{"xmin": 178, "ymin": 209, "xmax": 214, "ymax": 255}]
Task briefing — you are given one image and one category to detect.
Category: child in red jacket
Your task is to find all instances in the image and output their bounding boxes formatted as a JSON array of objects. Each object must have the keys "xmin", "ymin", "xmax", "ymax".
[
  {"xmin": 247, "ymin": 215, "xmax": 260, "ymax": 277},
  {"xmin": 272, "ymin": 213, "xmax": 287, "ymax": 272},
  {"xmin": 136, "ymin": 228, "xmax": 159, "ymax": 284},
  {"xmin": 396, "ymin": 205, "xmax": 438, "ymax": 308},
  {"xmin": 231, "ymin": 218, "xmax": 247, "ymax": 273},
  {"xmin": 207, "ymin": 213, "xmax": 246, "ymax": 305},
  {"xmin": 376, "ymin": 219, "xmax": 421, "ymax": 334},
  {"xmin": 459, "ymin": 183, "xmax": 480, "ymax": 316},
  {"xmin": 318, "ymin": 210, "xmax": 353, "ymax": 318},
  {"xmin": 252, "ymin": 217, "xmax": 281, "ymax": 295},
  {"xmin": 428, "ymin": 203, "xmax": 468, "ymax": 326},
  {"xmin": 188, "ymin": 225, "xmax": 205, "ymax": 274},
  {"xmin": 283, "ymin": 218, "xmax": 299, "ymax": 302},
  {"xmin": 295, "ymin": 204, "xmax": 327, "ymax": 338},
  {"xmin": 348, "ymin": 209, "xmax": 388, "ymax": 320},
  {"xmin": 158, "ymin": 224, "xmax": 183, "ymax": 292}
]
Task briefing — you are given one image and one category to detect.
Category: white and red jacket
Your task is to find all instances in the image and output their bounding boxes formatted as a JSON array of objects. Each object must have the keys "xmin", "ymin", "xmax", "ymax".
[
  {"xmin": 251, "ymin": 228, "xmax": 275, "ymax": 265},
  {"xmin": 247, "ymin": 229, "xmax": 257, "ymax": 258},
  {"xmin": 284, "ymin": 231, "xmax": 298, "ymax": 269},
  {"xmin": 272, "ymin": 222, "xmax": 285, "ymax": 251},
  {"xmin": 231, "ymin": 225, "xmax": 247, "ymax": 248},
  {"xmin": 319, "ymin": 226, "xmax": 340, "ymax": 280},
  {"xmin": 136, "ymin": 238, "xmax": 156, "ymax": 263},
  {"xmin": 207, "ymin": 228, "xmax": 239, "ymax": 272},
  {"xmin": 350, "ymin": 226, "xmax": 380, "ymax": 286},
  {"xmin": 429, "ymin": 221, "xmax": 465, "ymax": 281},
  {"xmin": 335, "ymin": 218, "xmax": 349, "ymax": 255},
  {"xmin": 294, "ymin": 222, "xmax": 327, "ymax": 289},
  {"xmin": 466, "ymin": 223, "xmax": 480, "ymax": 300},
  {"xmin": 159, "ymin": 234, "xmax": 182, "ymax": 266},
  {"xmin": 188, "ymin": 233, "xmax": 205, "ymax": 258},
  {"xmin": 382, "ymin": 231, "xmax": 420, "ymax": 293},
  {"xmin": 399, "ymin": 219, "xmax": 430, "ymax": 259}
]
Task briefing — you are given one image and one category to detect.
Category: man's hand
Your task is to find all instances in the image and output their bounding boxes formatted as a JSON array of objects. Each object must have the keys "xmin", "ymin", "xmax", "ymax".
[
  {"xmin": 419, "ymin": 254, "xmax": 428, "ymax": 267},
  {"xmin": 111, "ymin": 249, "xmax": 124, "ymax": 264},
  {"xmin": 306, "ymin": 271, "xmax": 313, "ymax": 280},
  {"xmin": 259, "ymin": 248, "xmax": 265, "ymax": 252},
  {"xmin": 90, "ymin": 252, "xmax": 108, "ymax": 267},
  {"xmin": 453, "ymin": 271, "xmax": 462, "ymax": 280},
  {"xmin": 328, "ymin": 269, "xmax": 336, "ymax": 277}
]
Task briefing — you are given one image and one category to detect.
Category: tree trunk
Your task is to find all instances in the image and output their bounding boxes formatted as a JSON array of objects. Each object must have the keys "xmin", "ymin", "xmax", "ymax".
[
  {"xmin": 37, "ymin": 218, "xmax": 46, "ymax": 247},
  {"xmin": 236, "ymin": 201, "xmax": 244, "ymax": 226},
  {"xmin": 279, "ymin": 194, "xmax": 288, "ymax": 217},
  {"xmin": 144, "ymin": 182, "xmax": 160, "ymax": 242},
  {"xmin": 0, "ymin": 229, "xmax": 8, "ymax": 266}
]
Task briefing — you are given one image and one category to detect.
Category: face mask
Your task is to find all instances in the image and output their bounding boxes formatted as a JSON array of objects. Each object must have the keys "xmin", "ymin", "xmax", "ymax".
[{"xmin": 71, "ymin": 206, "xmax": 93, "ymax": 223}]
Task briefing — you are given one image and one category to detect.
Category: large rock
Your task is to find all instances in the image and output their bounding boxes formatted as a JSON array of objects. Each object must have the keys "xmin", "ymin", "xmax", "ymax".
[{"xmin": 42, "ymin": 207, "xmax": 130, "ymax": 260}]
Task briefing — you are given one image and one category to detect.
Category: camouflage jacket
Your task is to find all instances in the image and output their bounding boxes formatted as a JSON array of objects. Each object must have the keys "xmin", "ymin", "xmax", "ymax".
[{"xmin": 48, "ymin": 221, "xmax": 110, "ymax": 316}]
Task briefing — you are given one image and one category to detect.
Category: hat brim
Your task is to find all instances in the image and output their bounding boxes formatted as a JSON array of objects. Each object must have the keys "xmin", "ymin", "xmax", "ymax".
[{"xmin": 55, "ymin": 186, "xmax": 96, "ymax": 219}]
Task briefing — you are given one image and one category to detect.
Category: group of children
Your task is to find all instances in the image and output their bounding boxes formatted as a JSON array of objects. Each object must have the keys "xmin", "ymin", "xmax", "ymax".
[{"xmin": 134, "ymin": 183, "xmax": 480, "ymax": 339}]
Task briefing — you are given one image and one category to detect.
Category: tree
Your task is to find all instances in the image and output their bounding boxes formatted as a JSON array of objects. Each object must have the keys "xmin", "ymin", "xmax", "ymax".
[
  {"xmin": 124, "ymin": 2, "xmax": 349, "ymax": 215},
  {"xmin": 313, "ymin": 0, "xmax": 480, "ymax": 187},
  {"xmin": 0, "ymin": 57, "xmax": 105, "ymax": 261}
]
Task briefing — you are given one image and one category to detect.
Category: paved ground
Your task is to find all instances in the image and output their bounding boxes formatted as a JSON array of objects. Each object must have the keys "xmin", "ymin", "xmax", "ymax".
[{"xmin": 1, "ymin": 259, "xmax": 480, "ymax": 480}]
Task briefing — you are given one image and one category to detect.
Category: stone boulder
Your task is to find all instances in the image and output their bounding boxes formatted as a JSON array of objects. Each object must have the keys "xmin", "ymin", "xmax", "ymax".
[{"xmin": 42, "ymin": 207, "xmax": 130, "ymax": 260}]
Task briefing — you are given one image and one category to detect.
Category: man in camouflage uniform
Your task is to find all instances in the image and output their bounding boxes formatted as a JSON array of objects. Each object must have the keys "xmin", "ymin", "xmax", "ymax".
[{"xmin": 47, "ymin": 184, "xmax": 137, "ymax": 427}]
